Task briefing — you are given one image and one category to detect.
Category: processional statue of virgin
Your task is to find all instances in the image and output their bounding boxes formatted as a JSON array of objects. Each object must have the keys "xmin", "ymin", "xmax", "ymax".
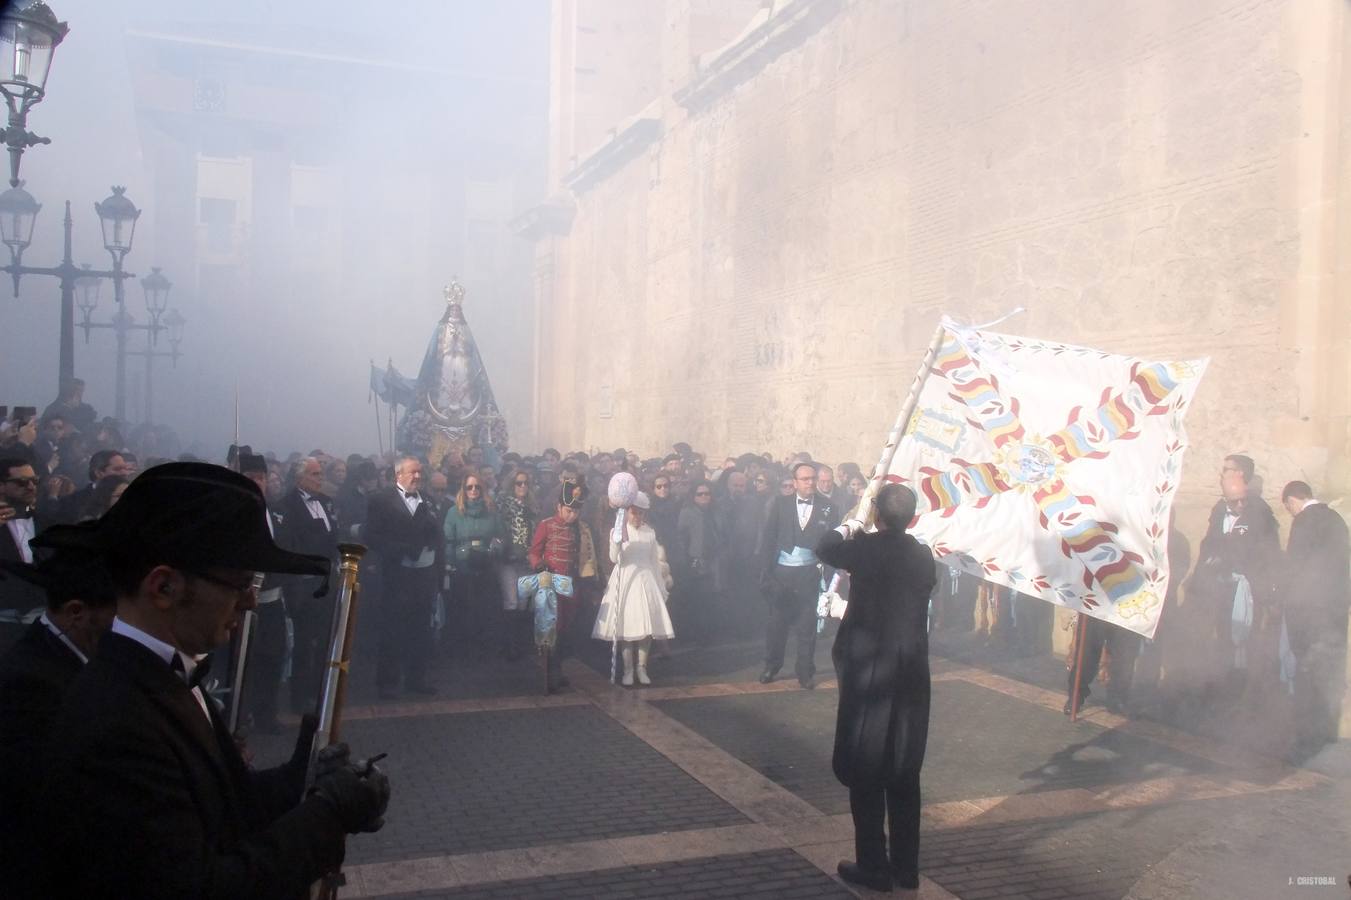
[{"xmin": 377, "ymin": 281, "xmax": 508, "ymax": 467}]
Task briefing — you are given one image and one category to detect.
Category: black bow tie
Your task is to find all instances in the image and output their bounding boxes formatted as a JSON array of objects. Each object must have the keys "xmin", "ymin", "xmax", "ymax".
[
  {"xmin": 172, "ymin": 653, "xmax": 212, "ymax": 689},
  {"xmin": 797, "ymin": 497, "xmax": 812, "ymax": 505},
  {"xmin": 8, "ymin": 509, "xmax": 32, "ymax": 520}
]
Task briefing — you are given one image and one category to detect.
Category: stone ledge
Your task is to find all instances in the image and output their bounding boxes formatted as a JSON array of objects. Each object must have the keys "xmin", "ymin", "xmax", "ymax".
[{"xmin": 674, "ymin": 0, "xmax": 843, "ymax": 112}]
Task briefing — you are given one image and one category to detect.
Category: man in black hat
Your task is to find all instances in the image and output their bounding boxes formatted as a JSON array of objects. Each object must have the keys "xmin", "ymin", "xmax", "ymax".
[
  {"xmin": 27, "ymin": 462, "xmax": 390, "ymax": 899},
  {"xmin": 0, "ymin": 549, "xmax": 116, "ymax": 894}
]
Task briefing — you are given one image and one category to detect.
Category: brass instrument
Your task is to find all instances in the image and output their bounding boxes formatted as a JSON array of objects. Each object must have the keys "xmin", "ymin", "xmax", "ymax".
[{"xmin": 308, "ymin": 542, "xmax": 366, "ymax": 900}]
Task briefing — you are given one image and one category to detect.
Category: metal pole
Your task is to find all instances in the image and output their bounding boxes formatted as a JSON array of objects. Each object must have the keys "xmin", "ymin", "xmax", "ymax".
[
  {"xmin": 113, "ymin": 258, "xmax": 127, "ymax": 420},
  {"xmin": 851, "ymin": 322, "xmax": 948, "ymax": 525},
  {"xmin": 58, "ymin": 201, "xmax": 74, "ymax": 386},
  {"xmin": 144, "ymin": 335, "xmax": 155, "ymax": 424}
]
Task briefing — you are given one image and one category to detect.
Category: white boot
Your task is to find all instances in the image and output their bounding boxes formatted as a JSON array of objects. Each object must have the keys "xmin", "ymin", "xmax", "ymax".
[
  {"xmin": 621, "ymin": 646, "xmax": 635, "ymax": 686},
  {"xmin": 636, "ymin": 639, "xmax": 651, "ymax": 685}
]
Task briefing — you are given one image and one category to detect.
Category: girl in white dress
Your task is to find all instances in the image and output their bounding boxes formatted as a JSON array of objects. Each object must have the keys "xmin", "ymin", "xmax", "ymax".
[{"xmin": 592, "ymin": 492, "xmax": 675, "ymax": 686}]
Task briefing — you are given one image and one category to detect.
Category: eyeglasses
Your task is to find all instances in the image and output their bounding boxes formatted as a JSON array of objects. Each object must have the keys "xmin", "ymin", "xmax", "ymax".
[
  {"xmin": 653, "ymin": 483, "xmax": 669, "ymax": 490},
  {"xmin": 186, "ymin": 570, "xmax": 261, "ymax": 599},
  {"xmin": 465, "ymin": 484, "xmax": 482, "ymax": 492},
  {"xmin": 514, "ymin": 479, "xmax": 530, "ymax": 487},
  {"xmin": 4, "ymin": 477, "xmax": 38, "ymax": 486}
]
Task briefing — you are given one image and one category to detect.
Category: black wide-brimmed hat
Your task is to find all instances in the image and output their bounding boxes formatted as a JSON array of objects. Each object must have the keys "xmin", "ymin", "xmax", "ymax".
[
  {"xmin": 32, "ymin": 462, "xmax": 328, "ymax": 577},
  {"xmin": 0, "ymin": 547, "xmax": 116, "ymax": 608}
]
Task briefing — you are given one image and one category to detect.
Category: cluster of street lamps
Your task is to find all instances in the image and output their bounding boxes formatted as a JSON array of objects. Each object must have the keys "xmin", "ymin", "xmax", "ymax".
[{"xmin": 0, "ymin": 1, "xmax": 187, "ymax": 424}]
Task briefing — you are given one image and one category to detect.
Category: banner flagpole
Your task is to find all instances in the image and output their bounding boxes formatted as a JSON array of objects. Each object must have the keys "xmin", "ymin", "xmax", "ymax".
[
  {"xmin": 1069, "ymin": 613, "xmax": 1089, "ymax": 722},
  {"xmin": 850, "ymin": 322, "xmax": 948, "ymax": 525}
]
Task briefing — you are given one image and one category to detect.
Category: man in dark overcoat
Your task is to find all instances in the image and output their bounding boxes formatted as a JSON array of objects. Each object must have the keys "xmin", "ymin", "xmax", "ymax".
[
  {"xmin": 0, "ymin": 550, "xmax": 115, "ymax": 895},
  {"xmin": 816, "ymin": 483, "xmax": 935, "ymax": 893},
  {"xmin": 23, "ymin": 463, "xmax": 390, "ymax": 900},
  {"xmin": 1281, "ymin": 480, "xmax": 1350, "ymax": 759}
]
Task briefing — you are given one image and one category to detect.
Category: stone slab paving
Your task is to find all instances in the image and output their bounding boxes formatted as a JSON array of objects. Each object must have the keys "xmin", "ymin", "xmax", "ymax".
[
  {"xmin": 337, "ymin": 704, "xmax": 747, "ymax": 864},
  {"xmin": 368, "ymin": 848, "xmax": 854, "ymax": 900},
  {"xmin": 653, "ymin": 680, "xmax": 1221, "ymax": 815}
]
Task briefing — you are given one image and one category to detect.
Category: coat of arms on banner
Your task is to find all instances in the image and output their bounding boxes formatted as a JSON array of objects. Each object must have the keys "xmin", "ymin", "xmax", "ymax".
[{"xmin": 887, "ymin": 318, "xmax": 1207, "ymax": 639}]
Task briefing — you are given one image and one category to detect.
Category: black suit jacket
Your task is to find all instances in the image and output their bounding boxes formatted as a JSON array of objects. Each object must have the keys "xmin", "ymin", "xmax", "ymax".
[
  {"xmin": 758, "ymin": 491, "xmax": 841, "ymax": 579},
  {"xmin": 33, "ymin": 631, "xmax": 345, "ymax": 900},
  {"xmin": 364, "ymin": 487, "xmax": 444, "ymax": 572},
  {"xmin": 0, "ymin": 620, "xmax": 84, "ymax": 890},
  {"xmin": 0, "ymin": 520, "xmax": 45, "ymax": 614},
  {"xmin": 275, "ymin": 489, "xmax": 338, "ymax": 596},
  {"xmin": 1286, "ymin": 502, "xmax": 1351, "ymax": 655}
]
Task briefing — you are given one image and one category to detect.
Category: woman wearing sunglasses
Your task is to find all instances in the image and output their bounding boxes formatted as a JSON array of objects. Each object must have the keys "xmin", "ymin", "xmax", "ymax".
[
  {"xmin": 496, "ymin": 470, "xmax": 537, "ymax": 659},
  {"xmin": 442, "ymin": 474, "xmax": 506, "ymax": 658}
]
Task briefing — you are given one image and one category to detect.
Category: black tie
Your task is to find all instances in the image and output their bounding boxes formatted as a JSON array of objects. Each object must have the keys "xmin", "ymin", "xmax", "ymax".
[
  {"xmin": 798, "ymin": 498, "xmax": 812, "ymax": 506},
  {"xmin": 171, "ymin": 653, "xmax": 212, "ymax": 689}
]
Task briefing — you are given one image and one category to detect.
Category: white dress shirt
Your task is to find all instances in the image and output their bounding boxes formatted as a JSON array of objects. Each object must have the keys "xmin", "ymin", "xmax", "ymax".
[
  {"xmin": 398, "ymin": 485, "xmax": 422, "ymax": 516},
  {"xmin": 5, "ymin": 516, "xmax": 34, "ymax": 563},
  {"xmin": 111, "ymin": 617, "xmax": 211, "ymax": 722},
  {"xmin": 298, "ymin": 489, "xmax": 331, "ymax": 532},
  {"xmin": 796, "ymin": 495, "xmax": 813, "ymax": 529}
]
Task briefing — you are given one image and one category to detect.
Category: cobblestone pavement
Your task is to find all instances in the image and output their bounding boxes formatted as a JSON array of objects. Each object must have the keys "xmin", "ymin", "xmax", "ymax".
[{"xmin": 247, "ymin": 616, "xmax": 1344, "ymax": 899}]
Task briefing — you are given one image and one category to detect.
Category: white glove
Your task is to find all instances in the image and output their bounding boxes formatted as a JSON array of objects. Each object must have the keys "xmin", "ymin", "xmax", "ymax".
[{"xmin": 835, "ymin": 518, "xmax": 865, "ymax": 539}]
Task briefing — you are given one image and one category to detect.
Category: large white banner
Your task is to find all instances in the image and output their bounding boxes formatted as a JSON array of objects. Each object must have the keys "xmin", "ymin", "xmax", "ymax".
[{"xmin": 887, "ymin": 318, "xmax": 1207, "ymax": 638}]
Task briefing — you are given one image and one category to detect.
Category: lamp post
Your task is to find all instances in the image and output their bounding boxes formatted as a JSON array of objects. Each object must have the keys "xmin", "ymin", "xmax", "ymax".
[
  {"xmin": 0, "ymin": 182, "xmax": 140, "ymax": 392},
  {"xmin": 76, "ymin": 257, "xmax": 178, "ymax": 423},
  {"xmin": 126, "ymin": 272, "xmax": 182, "ymax": 424},
  {"xmin": 0, "ymin": 1, "xmax": 68, "ymax": 187}
]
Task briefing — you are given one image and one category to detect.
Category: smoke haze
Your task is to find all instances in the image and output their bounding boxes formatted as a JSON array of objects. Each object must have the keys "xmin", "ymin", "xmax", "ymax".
[{"xmin": 0, "ymin": 0, "xmax": 548, "ymax": 457}]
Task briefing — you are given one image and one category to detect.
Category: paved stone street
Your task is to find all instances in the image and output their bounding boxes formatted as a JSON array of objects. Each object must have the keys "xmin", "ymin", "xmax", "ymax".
[{"xmin": 248, "ymin": 628, "xmax": 1348, "ymax": 899}]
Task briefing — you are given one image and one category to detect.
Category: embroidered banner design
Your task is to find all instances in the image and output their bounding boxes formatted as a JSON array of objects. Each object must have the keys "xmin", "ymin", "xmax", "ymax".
[{"xmin": 887, "ymin": 319, "xmax": 1207, "ymax": 638}]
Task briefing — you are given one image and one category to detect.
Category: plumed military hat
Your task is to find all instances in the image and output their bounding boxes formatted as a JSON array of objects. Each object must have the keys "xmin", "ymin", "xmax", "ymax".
[{"xmin": 32, "ymin": 462, "xmax": 328, "ymax": 577}]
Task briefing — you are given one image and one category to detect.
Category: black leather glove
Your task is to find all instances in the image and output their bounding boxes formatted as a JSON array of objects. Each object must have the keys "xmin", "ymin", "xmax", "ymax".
[
  {"xmin": 311, "ymin": 741, "xmax": 351, "ymax": 782},
  {"xmin": 310, "ymin": 763, "xmax": 391, "ymax": 834}
]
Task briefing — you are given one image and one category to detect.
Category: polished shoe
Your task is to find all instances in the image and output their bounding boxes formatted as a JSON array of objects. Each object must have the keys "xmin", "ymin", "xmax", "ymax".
[
  {"xmin": 406, "ymin": 681, "xmax": 438, "ymax": 696},
  {"xmin": 758, "ymin": 669, "xmax": 777, "ymax": 684},
  {"xmin": 889, "ymin": 865, "xmax": 919, "ymax": 890},
  {"xmin": 1062, "ymin": 691, "xmax": 1089, "ymax": 715},
  {"xmin": 798, "ymin": 675, "xmax": 815, "ymax": 690},
  {"xmin": 837, "ymin": 861, "xmax": 891, "ymax": 892}
]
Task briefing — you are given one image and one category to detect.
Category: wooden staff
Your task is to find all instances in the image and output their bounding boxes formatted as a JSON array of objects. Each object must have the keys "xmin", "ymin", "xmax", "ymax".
[
  {"xmin": 309, "ymin": 542, "xmax": 366, "ymax": 900},
  {"xmin": 1068, "ymin": 613, "xmax": 1088, "ymax": 722},
  {"xmin": 850, "ymin": 322, "xmax": 949, "ymax": 526}
]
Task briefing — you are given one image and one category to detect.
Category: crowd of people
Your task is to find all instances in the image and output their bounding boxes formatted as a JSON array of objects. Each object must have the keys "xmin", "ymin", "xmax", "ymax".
[
  {"xmin": 0, "ymin": 374, "xmax": 1347, "ymax": 895},
  {"xmin": 3, "ymin": 379, "xmax": 1347, "ymax": 759}
]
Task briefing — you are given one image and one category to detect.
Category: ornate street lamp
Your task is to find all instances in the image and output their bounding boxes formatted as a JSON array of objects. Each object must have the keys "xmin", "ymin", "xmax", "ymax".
[
  {"xmin": 0, "ymin": 1, "xmax": 69, "ymax": 187},
  {"xmin": 0, "ymin": 180, "xmax": 38, "ymax": 291},
  {"xmin": 95, "ymin": 185, "xmax": 139, "ymax": 268},
  {"xmin": 140, "ymin": 265, "xmax": 170, "ymax": 337},
  {"xmin": 163, "ymin": 307, "xmax": 185, "ymax": 352},
  {"xmin": 74, "ymin": 261, "xmax": 98, "ymax": 323}
]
